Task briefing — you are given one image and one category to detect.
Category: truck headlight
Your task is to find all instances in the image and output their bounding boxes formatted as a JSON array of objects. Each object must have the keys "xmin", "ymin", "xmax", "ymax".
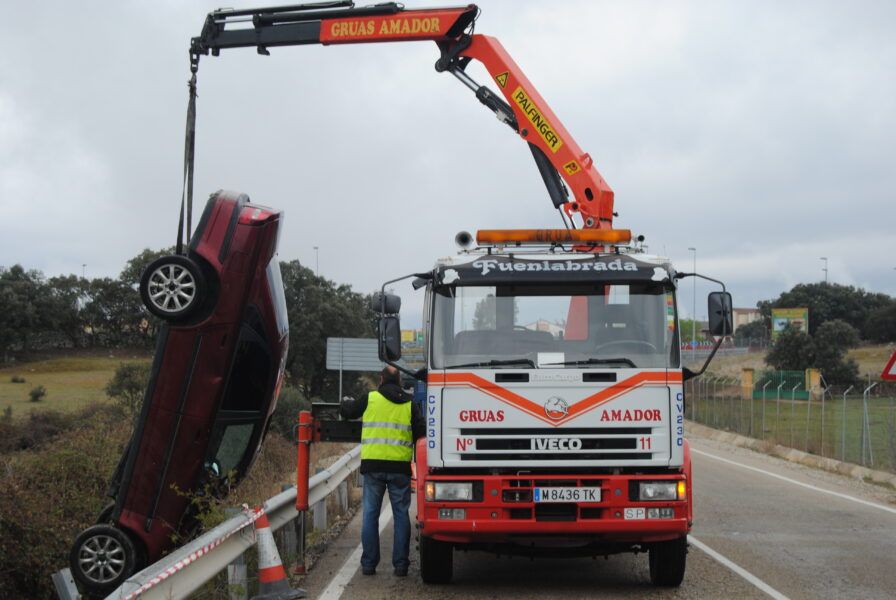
[
  {"xmin": 425, "ymin": 482, "xmax": 474, "ymax": 501},
  {"xmin": 638, "ymin": 481, "xmax": 678, "ymax": 501}
]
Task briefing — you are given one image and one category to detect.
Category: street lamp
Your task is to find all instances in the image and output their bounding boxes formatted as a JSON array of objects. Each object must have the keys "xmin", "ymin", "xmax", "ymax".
[
  {"xmin": 313, "ymin": 246, "xmax": 319, "ymax": 276},
  {"xmin": 819, "ymin": 257, "xmax": 828, "ymax": 283},
  {"xmin": 688, "ymin": 247, "xmax": 696, "ymax": 363}
]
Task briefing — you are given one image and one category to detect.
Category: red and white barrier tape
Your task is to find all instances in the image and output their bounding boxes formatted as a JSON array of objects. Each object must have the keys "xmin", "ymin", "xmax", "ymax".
[{"xmin": 119, "ymin": 505, "xmax": 263, "ymax": 600}]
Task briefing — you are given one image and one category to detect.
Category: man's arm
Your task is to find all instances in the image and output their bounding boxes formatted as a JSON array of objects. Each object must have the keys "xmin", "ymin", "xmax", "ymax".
[
  {"xmin": 339, "ymin": 394, "xmax": 368, "ymax": 420},
  {"xmin": 411, "ymin": 401, "xmax": 426, "ymax": 442}
]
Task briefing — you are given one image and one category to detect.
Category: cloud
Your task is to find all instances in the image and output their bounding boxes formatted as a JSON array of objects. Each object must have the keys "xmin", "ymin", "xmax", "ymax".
[{"xmin": 1, "ymin": 0, "xmax": 894, "ymax": 321}]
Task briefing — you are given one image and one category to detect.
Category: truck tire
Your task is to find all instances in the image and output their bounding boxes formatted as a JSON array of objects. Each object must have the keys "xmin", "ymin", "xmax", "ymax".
[
  {"xmin": 419, "ymin": 535, "xmax": 453, "ymax": 584},
  {"xmin": 649, "ymin": 535, "xmax": 687, "ymax": 587}
]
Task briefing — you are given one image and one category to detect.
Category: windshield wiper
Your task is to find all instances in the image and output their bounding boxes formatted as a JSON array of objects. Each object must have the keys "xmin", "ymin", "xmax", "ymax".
[
  {"xmin": 542, "ymin": 357, "xmax": 637, "ymax": 368},
  {"xmin": 446, "ymin": 358, "xmax": 536, "ymax": 369}
]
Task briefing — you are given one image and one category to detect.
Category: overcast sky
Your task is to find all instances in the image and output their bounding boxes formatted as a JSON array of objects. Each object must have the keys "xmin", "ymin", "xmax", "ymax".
[{"xmin": 1, "ymin": 1, "xmax": 894, "ymax": 326}]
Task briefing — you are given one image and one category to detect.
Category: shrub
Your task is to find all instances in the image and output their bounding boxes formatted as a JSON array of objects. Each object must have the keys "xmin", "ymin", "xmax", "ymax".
[
  {"xmin": 0, "ymin": 402, "xmax": 127, "ymax": 453},
  {"xmin": 9, "ymin": 375, "xmax": 25, "ymax": 384},
  {"xmin": 28, "ymin": 385, "xmax": 46, "ymax": 403},
  {"xmin": 268, "ymin": 386, "xmax": 311, "ymax": 438},
  {"xmin": 0, "ymin": 408, "xmax": 131, "ymax": 599},
  {"xmin": 765, "ymin": 320, "xmax": 861, "ymax": 385},
  {"xmin": 105, "ymin": 362, "xmax": 151, "ymax": 417}
]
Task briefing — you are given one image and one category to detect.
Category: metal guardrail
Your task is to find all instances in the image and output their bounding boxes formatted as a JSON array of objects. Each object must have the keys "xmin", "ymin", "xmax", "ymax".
[{"xmin": 96, "ymin": 445, "xmax": 361, "ymax": 600}]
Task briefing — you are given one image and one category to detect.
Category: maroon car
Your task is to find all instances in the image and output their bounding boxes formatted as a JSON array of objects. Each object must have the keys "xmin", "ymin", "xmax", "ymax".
[{"xmin": 69, "ymin": 190, "xmax": 289, "ymax": 597}]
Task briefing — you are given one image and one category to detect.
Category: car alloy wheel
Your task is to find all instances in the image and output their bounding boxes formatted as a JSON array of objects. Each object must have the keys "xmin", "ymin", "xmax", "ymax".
[
  {"xmin": 139, "ymin": 255, "xmax": 207, "ymax": 321},
  {"xmin": 70, "ymin": 524, "xmax": 139, "ymax": 596},
  {"xmin": 147, "ymin": 263, "xmax": 196, "ymax": 314},
  {"xmin": 78, "ymin": 533, "xmax": 127, "ymax": 584}
]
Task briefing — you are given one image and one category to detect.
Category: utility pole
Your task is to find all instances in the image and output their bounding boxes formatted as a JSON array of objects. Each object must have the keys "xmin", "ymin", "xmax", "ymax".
[
  {"xmin": 688, "ymin": 247, "xmax": 697, "ymax": 364},
  {"xmin": 82, "ymin": 264, "xmax": 87, "ymax": 279},
  {"xmin": 313, "ymin": 246, "xmax": 319, "ymax": 277},
  {"xmin": 820, "ymin": 257, "xmax": 828, "ymax": 283}
]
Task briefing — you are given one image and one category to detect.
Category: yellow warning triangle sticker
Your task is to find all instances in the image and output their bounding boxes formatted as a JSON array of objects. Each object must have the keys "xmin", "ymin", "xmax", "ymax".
[{"xmin": 495, "ymin": 72, "xmax": 508, "ymax": 88}]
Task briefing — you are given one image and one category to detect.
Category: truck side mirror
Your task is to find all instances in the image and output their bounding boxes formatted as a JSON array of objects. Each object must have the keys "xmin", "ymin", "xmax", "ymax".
[
  {"xmin": 707, "ymin": 291, "xmax": 733, "ymax": 337},
  {"xmin": 370, "ymin": 292, "xmax": 401, "ymax": 315},
  {"xmin": 378, "ymin": 316, "xmax": 402, "ymax": 361}
]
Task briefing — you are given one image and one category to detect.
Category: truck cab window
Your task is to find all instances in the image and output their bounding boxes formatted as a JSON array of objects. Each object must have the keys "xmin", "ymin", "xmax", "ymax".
[{"xmin": 432, "ymin": 282, "xmax": 678, "ymax": 369}]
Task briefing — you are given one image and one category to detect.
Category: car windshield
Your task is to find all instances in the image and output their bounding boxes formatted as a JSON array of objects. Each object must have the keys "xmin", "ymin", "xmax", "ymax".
[{"xmin": 431, "ymin": 282, "xmax": 679, "ymax": 369}]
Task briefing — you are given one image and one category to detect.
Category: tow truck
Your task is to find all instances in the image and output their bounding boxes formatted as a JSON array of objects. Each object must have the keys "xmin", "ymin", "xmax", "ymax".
[{"xmin": 186, "ymin": 1, "xmax": 734, "ymax": 587}]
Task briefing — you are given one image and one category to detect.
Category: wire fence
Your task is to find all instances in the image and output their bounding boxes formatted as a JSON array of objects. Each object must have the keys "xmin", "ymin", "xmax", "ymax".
[{"xmin": 685, "ymin": 374, "xmax": 896, "ymax": 474}]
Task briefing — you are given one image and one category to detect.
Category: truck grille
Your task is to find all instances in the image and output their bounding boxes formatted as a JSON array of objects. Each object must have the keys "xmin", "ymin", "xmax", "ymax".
[{"xmin": 456, "ymin": 427, "xmax": 654, "ymax": 462}]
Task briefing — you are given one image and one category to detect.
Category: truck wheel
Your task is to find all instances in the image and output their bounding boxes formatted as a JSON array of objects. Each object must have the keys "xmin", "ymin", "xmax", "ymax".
[
  {"xmin": 648, "ymin": 536, "xmax": 687, "ymax": 587},
  {"xmin": 419, "ymin": 535, "xmax": 453, "ymax": 584},
  {"xmin": 139, "ymin": 255, "xmax": 206, "ymax": 321},
  {"xmin": 70, "ymin": 524, "xmax": 139, "ymax": 598}
]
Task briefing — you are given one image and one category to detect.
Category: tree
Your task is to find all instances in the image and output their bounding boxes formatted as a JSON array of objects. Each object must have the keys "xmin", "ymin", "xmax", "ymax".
[
  {"xmin": 678, "ymin": 319, "xmax": 709, "ymax": 343},
  {"xmin": 734, "ymin": 320, "xmax": 768, "ymax": 345},
  {"xmin": 45, "ymin": 275, "xmax": 90, "ymax": 348},
  {"xmin": 473, "ymin": 294, "xmax": 496, "ymax": 330},
  {"xmin": 81, "ymin": 278, "xmax": 145, "ymax": 347},
  {"xmin": 119, "ymin": 247, "xmax": 176, "ymax": 286},
  {"xmin": 105, "ymin": 363, "xmax": 151, "ymax": 417},
  {"xmin": 863, "ymin": 302, "xmax": 896, "ymax": 343},
  {"xmin": 0, "ymin": 265, "xmax": 54, "ymax": 358},
  {"xmin": 765, "ymin": 326, "xmax": 815, "ymax": 371},
  {"xmin": 278, "ymin": 260, "xmax": 375, "ymax": 400},
  {"xmin": 765, "ymin": 320, "xmax": 860, "ymax": 385},
  {"xmin": 759, "ymin": 282, "xmax": 893, "ymax": 337},
  {"xmin": 813, "ymin": 320, "xmax": 860, "ymax": 385}
]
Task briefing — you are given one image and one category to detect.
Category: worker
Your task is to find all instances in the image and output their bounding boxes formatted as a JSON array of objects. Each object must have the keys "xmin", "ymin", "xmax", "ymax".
[{"xmin": 340, "ymin": 366, "xmax": 425, "ymax": 577}]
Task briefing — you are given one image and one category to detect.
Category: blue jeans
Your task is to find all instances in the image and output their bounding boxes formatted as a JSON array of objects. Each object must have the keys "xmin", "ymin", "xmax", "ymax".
[{"xmin": 361, "ymin": 472, "xmax": 412, "ymax": 571}]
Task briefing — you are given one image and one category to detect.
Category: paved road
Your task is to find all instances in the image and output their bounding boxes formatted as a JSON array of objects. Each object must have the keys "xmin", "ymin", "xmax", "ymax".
[{"xmin": 301, "ymin": 427, "xmax": 896, "ymax": 599}]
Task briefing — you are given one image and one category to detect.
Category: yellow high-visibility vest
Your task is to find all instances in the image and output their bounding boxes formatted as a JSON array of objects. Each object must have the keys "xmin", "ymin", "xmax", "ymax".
[{"xmin": 361, "ymin": 390, "xmax": 413, "ymax": 462}]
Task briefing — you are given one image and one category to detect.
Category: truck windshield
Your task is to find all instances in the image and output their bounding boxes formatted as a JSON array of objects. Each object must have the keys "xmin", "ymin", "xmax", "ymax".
[{"xmin": 431, "ymin": 282, "xmax": 679, "ymax": 369}]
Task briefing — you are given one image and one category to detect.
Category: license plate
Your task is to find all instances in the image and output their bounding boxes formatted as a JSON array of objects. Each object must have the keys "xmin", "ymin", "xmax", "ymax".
[
  {"xmin": 534, "ymin": 487, "xmax": 600, "ymax": 503},
  {"xmin": 624, "ymin": 507, "xmax": 646, "ymax": 520}
]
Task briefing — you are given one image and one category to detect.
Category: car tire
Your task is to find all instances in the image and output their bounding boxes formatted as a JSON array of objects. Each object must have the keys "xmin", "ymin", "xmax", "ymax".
[
  {"xmin": 648, "ymin": 535, "xmax": 687, "ymax": 587},
  {"xmin": 70, "ymin": 524, "xmax": 139, "ymax": 598},
  {"xmin": 140, "ymin": 255, "xmax": 206, "ymax": 321},
  {"xmin": 419, "ymin": 535, "xmax": 453, "ymax": 584},
  {"xmin": 95, "ymin": 502, "xmax": 116, "ymax": 524}
]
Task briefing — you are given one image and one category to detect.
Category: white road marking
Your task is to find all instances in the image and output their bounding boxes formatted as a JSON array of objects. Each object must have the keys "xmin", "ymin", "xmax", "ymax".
[
  {"xmin": 317, "ymin": 502, "xmax": 393, "ymax": 600},
  {"xmin": 688, "ymin": 536, "xmax": 790, "ymax": 600},
  {"xmin": 692, "ymin": 448, "xmax": 896, "ymax": 516}
]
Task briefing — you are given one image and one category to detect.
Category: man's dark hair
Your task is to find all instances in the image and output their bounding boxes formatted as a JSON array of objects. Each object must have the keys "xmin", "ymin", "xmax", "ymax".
[{"xmin": 381, "ymin": 366, "xmax": 401, "ymax": 386}]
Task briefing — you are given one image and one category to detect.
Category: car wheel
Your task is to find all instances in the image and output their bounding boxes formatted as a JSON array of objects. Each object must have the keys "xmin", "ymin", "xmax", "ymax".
[
  {"xmin": 70, "ymin": 524, "xmax": 139, "ymax": 597},
  {"xmin": 419, "ymin": 535, "xmax": 453, "ymax": 584},
  {"xmin": 648, "ymin": 535, "xmax": 687, "ymax": 587},
  {"xmin": 140, "ymin": 255, "xmax": 206, "ymax": 321}
]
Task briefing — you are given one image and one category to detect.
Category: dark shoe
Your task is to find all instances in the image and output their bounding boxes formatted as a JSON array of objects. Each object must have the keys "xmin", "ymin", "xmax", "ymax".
[
  {"xmin": 362, "ymin": 567, "xmax": 376, "ymax": 576},
  {"xmin": 394, "ymin": 568, "xmax": 408, "ymax": 577}
]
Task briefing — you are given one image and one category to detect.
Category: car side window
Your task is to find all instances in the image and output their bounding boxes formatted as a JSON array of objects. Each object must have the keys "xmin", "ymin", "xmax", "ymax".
[
  {"xmin": 221, "ymin": 326, "xmax": 271, "ymax": 412},
  {"xmin": 213, "ymin": 422, "xmax": 256, "ymax": 475}
]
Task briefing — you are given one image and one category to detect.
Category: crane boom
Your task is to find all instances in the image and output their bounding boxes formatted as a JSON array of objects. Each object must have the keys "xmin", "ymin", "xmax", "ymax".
[{"xmin": 191, "ymin": 1, "xmax": 615, "ymax": 229}]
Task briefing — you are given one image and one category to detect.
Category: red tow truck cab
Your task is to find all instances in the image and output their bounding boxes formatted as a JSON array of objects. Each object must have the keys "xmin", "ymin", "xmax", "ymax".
[{"xmin": 365, "ymin": 247, "xmax": 728, "ymax": 587}]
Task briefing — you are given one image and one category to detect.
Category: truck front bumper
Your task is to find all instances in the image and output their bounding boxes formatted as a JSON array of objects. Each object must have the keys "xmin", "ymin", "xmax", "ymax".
[{"xmin": 417, "ymin": 472, "xmax": 690, "ymax": 546}]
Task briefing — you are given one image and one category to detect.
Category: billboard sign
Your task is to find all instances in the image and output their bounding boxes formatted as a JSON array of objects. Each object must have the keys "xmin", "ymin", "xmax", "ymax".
[
  {"xmin": 771, "ymin": 308, "xmax": 809, "ymax": 339},
  {"xmin": 326, "ymin": 337, "xmax": 383, "ymax": 372}
]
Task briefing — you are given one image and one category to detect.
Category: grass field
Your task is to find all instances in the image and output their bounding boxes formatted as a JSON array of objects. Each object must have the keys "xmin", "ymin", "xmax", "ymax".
[
  {"xmin": 688, "ymin": 383, "xmax": 896, "ymax": 473},
  {"xmin": 0, "ymin": 351, "xmax": 151, "ymax": 420},
  {"xmin": 689, "ymin": 343, "xmax": 896, "ymax": 381}
]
